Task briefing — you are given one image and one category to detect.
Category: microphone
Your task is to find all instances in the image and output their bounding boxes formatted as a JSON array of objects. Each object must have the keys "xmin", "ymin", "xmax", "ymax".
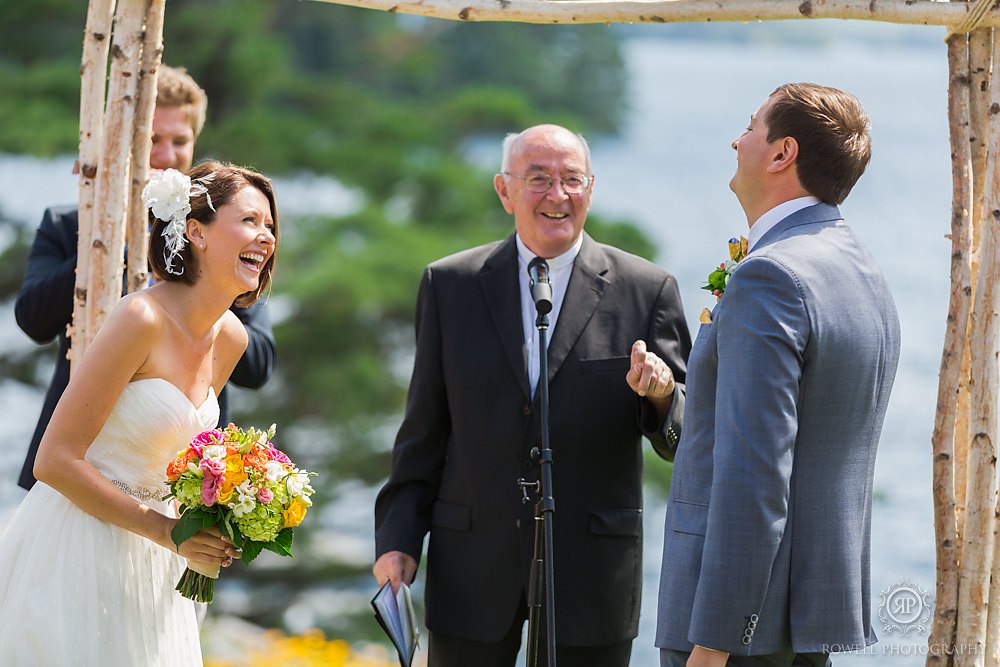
[{"xmin": 528, "ymin": 256, "xmax": 553, "ymax": 316}]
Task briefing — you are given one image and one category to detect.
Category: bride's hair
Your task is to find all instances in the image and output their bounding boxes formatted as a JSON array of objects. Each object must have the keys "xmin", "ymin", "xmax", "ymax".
[{"xmin": 148, "ymin": 161, "xmax": 279, "ymax": 307}]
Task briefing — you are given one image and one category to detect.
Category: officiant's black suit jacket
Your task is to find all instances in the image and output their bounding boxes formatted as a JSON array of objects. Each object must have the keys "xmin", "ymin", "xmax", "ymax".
[
  {"xmin": 13, "ymin": 205, "xmax": 276, "ymax": 490},
  {"xmin": 374, "ymin": 232, "xmax": 691, "ymax": 646}
]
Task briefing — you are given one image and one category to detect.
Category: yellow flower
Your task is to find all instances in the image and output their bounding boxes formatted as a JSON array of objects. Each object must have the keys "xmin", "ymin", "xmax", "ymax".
[
  {"xmin": 217, "ymin": 484, "xmax": 234, "ymax": 505},
  {"xmin": 728, "ymin": 235, "xmax": 748, "ymax": 261},
  {"xmin": 283, "ymin": 499, "xmax": 308, "ymax": 528},
  {"xmin": 226, "ymin": 454, "xmax": 248, "ymax": 484}
]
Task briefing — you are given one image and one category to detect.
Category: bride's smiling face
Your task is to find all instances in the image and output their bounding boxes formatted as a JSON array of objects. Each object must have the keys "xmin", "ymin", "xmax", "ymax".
[{"xmin": 191, "ymin": 185, "xmax": 276, "ymax": 295}]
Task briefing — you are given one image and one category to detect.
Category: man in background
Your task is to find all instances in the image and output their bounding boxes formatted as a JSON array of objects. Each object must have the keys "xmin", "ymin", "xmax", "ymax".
[{"xmin": 13, "ymin": 65, "xmax": 276, "ymax": 491}]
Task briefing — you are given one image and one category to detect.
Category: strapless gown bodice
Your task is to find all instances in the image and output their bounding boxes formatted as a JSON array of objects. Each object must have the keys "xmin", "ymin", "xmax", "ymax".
[
  {"xmin": 86, "ymin": 378, "xmax": 220, "ymax": 492},
  {"xmin": 0, "ymin": 377, "xmax": 220, "ymax": 666}
]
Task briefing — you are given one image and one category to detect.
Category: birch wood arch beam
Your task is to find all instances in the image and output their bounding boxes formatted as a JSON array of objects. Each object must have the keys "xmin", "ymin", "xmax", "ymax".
[{"xmin": 310, "ymin": 0, "xmax": 1000, "ymax": 28}]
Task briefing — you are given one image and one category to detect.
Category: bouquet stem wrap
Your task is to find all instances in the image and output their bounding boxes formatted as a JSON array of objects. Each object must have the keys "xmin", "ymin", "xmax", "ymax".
[{"xmin": 177, "ymin": 560, "xmax": 220, "ymax": 603}]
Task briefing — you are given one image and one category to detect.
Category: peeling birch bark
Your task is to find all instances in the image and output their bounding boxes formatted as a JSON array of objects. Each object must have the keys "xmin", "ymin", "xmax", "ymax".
[
  {"xmin": 85, "ymin": 0, "xmax": 145, "ymax": 346},
  {"xmin": 126, "ymin": 0, "xmax": 165, "ymax": 295},
  {"xmin": 71, "ymin": 0, "xmax": 115, "ymax": 371},
  {"xmin": 928, "ymin": 31, "xmax": 973, "ymax": 667},
  {"xmin": 309, "ymin": 0, "xmax": 1000, "ymax": 27}
]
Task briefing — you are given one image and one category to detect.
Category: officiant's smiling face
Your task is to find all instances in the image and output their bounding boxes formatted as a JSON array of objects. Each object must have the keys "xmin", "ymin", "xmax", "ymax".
[{"xmin": 494, "ymin": 124, "xmax": 594, "ymax": 259}]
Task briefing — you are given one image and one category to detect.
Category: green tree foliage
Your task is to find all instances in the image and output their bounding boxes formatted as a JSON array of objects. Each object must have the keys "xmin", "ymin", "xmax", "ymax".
[{"xmin": 2, "ymin": 0, "xmax": 658, "ymax": 630}]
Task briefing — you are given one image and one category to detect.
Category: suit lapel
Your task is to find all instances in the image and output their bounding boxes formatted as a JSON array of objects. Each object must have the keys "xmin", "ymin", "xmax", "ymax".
[
  {"xmin": 546, "ymin": 233, "xmax": 609, "ymax": 383},
  {"xmin": 480, "ymin": 235, "xmax": 532, "ymax": 400}
]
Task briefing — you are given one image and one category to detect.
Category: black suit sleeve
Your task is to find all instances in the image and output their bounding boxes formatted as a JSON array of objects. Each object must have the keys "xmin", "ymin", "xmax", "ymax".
[
  {"xmin": 374, "ymin": 267, "xmax": 450, "ymax": 564},
  {"xmin": 639, "ymin": 272, "xmax": 692, "ymax": 461},
  {"xmin": 228, "ymin": 300, "xmax": 276, "ymax": 389},
  {"xmin": 14, "ymin": 208, "xmax": 78, "ymax": 344}
]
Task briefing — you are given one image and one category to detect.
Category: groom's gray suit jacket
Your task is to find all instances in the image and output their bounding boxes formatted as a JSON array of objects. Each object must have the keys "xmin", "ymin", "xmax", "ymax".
[{"xmin": 656, "ymin": 203, "xmax": 900, "ymax": 655}]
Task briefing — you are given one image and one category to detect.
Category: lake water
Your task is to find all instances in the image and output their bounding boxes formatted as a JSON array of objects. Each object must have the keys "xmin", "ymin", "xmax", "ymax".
[{"xmin": 0, "ymin": 23, "xmax": 955, "ymax": 666}]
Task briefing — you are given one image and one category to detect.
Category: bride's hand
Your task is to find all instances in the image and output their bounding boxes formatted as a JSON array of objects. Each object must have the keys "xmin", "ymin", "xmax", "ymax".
[{"xmin": 164, "ymin": 520, "xmax": 237, "ymax": 567}]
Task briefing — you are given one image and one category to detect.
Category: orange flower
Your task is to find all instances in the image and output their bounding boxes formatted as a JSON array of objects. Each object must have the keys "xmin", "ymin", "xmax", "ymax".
[
  {"xmin": 283, "ymin": 499, "xmax": 307, "ymax": 528},
  {"xmin": 166, "ymin": 455, "xmax": 187, "ymax": 481},
  {"xmin": 243, "ymin": 448, "xmax": 269, "ymax": 472}
]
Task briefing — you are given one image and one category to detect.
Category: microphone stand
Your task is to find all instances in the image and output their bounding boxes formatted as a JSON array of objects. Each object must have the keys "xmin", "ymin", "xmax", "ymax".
[{"xmin": 520, "ymin": 260, "xmax": 557, "ymax": 667}]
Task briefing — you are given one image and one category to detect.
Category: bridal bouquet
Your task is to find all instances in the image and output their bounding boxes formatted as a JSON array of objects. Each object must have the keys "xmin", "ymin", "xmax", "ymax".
[{"xmin": 164, "ymin": 422, "xmax": 316, "ymax": 603}]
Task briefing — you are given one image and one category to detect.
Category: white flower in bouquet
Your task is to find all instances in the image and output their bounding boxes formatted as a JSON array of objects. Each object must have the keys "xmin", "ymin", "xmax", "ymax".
[
  {"xmin": 286, "ymin": 470, "xmax": 313, "ymax": 499},
  {"xmin": 203, "ymin": 444, "xmax": 226, "ymax": 460},
  {"xmin": 264, "ymin": 460, "xmax": 285, "ymax": 483}
]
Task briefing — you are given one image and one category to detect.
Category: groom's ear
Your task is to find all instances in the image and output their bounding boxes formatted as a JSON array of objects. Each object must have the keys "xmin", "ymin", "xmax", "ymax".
[{"xmin": 767, "ymin": 136, "xmax": 799, "ymax": 174}]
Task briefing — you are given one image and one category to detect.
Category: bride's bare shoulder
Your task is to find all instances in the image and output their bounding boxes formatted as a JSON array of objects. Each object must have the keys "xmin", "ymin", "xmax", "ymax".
[
  {"xmin": 106, "ymin": 291, "xmax": 165, "ymax": 332},
  {"xmin": 217, "ymin": 309, "xmax": 249, "ymax": 351}
]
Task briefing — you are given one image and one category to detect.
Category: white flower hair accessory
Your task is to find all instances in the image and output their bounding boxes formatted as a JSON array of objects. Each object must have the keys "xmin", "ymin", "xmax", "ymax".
[{"xmin": 141, "ymin": 168, "xmax": 216, "ymax": 275}]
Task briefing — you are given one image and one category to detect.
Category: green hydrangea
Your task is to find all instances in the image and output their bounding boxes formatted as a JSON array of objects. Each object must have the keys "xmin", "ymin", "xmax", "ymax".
[
  {"xmin": 236, "ymin": 499, "xmax": 283, "ymax": 542},
  {"xmin": 174, "ymin": 474, "xmax": 203, "ymax": 508}
]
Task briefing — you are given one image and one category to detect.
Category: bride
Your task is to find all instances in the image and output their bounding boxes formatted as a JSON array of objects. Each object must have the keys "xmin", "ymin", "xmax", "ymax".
[{"xmin": 0, "ymin": 161, "xmax": 278, "ymax": 665}]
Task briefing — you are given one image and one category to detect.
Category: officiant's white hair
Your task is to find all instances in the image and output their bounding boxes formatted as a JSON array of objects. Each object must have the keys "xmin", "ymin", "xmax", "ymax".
[{"xmin": 499, "ymin": 125, "xmax": 592, "ymax": 174}]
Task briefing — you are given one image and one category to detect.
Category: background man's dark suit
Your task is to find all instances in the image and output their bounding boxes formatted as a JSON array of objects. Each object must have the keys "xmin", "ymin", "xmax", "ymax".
[
  {"xmin": 13, "ymin": 205, "xmax": 276, "ymax": 490},
  {"xmin": 374, "ymin": 231, "xmax": 691, "ymax": 647}
]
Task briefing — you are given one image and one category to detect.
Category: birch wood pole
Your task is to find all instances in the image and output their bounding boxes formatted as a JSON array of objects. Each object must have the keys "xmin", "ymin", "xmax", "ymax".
[
  {"xmin": 311, "ymin": 0, "xmax": 1000, "ymax": 26},
  {"xmin": 928, "ymin": 31, "xmax": 974, "ymax": 667},
  {"xmin": 84, "ymin": 0, "xmax": 145, "ymax": 349},
  {"xmin": 954, "ymin": 34, "xmax": 1000, "ymax": 667},
  {"xmin": 955, "ymin": 28, "xmax": 992, "ymax": 540},
  {"xmin": 125, "ymin": 0, "xmax": 165, "ymax": 295},
  {"xmin": 979, "ymin": 32, "xmax": 1000, "ymax": 663},
  {"xmin": 71, "ymin": 0, "xmax": 115, "ymax": 371}
]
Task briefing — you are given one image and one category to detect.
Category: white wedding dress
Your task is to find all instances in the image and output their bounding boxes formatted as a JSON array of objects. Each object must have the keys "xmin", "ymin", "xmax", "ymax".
[{"xmin": 0, "ymin": 378, "xmax": 219, "ymax": 666}]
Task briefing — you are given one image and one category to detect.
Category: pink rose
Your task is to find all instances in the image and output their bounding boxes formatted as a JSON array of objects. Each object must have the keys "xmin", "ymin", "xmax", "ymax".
[
  {"xmin": 201, "ymin": 474, "xmax": 220, "ymax": 506},
  {"xmin": 257, "ymin": 487, "xmax": 274, "ymax": 504},
  {"xmin": 190, "ymin": 429, "xmax": 225, "ymax": 455},
  {"xmin": 200, "ymin": 457, "xmax": 225, "ymax": 477},
  {"xmin": 266, "ymin": 444, "xmax": 291, "ymax": 465}
]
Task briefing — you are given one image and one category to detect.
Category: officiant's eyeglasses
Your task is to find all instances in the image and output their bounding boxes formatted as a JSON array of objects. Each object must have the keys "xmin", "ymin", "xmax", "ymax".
[{"xmin": 502, "ymin": 172, "xmax": 593, "ymax": 195}]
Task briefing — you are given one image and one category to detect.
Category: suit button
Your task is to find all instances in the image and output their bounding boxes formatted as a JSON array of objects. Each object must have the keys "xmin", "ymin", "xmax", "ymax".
[
  {"xmin": 749, "ymin": 613, "xmax": 759, "ymax": 623},
  {"xmin": 522, "ymin": 461, "xmax": 533, "ymax": 471},
  {"xmin": 523, "ymin": 405, "xmax": 531, "ymax": 415},
  {"xmin": 741, "ymin": 635, "xmax": 752, "ymax": 645}
]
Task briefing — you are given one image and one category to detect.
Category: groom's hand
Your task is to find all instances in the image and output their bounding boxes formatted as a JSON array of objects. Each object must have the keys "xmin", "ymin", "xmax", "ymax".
[
  {"xmin": 687, "ymin": 645, "xmax": 730, "ymax": 667},
  {"xmin": 374, "ymin": 550, "xmax": 417, "ymax": 593},
  {"xmin": 627, "ymin": 339, "xmax": 675, "ymax": 422}
]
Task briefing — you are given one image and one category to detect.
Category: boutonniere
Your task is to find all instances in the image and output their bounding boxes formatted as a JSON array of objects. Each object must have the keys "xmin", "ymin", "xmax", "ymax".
[{"xmin": 702, "ymin": 236, "xmax": 748, "ymax": 300}]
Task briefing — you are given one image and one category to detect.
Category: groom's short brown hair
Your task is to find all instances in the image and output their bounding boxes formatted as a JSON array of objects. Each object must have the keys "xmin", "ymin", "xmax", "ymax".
[{"xmin": 765, "ymin": 83, "xmax": 871, "ymax": 205}]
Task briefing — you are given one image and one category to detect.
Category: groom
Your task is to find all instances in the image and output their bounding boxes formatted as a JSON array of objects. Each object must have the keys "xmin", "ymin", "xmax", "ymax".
[{"xmin": 656, "ymin": 83, "xmax": 900, "ymax": 667}]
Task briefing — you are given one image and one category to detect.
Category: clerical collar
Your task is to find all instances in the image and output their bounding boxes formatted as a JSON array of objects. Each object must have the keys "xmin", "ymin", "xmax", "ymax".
[
  {"xmin": 515, "ymin": 233, "xmax": 583, "ymax": 269},
  {"xmin": 747, "ymin": 196, "xmax": 820, "ymax": 252}
]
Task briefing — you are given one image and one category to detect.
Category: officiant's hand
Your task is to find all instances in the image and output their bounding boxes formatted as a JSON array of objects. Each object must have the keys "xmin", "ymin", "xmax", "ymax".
[
  {"xmin": 374, "ymin": 550, "xmax": 417, "ymax": 593},
  {"xmin": 627, "ymin": 339, "xmax": 675, "ymax": 422}
]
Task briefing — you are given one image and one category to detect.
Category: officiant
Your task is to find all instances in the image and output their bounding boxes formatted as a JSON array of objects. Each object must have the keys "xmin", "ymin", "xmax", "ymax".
[
  {"xmin": 373, "ymin": 123, "xmax": 691, "ymax": 667},
  {"xmin": 13, "ymin": 65, "xmax": 276, "ymax": 492}
]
